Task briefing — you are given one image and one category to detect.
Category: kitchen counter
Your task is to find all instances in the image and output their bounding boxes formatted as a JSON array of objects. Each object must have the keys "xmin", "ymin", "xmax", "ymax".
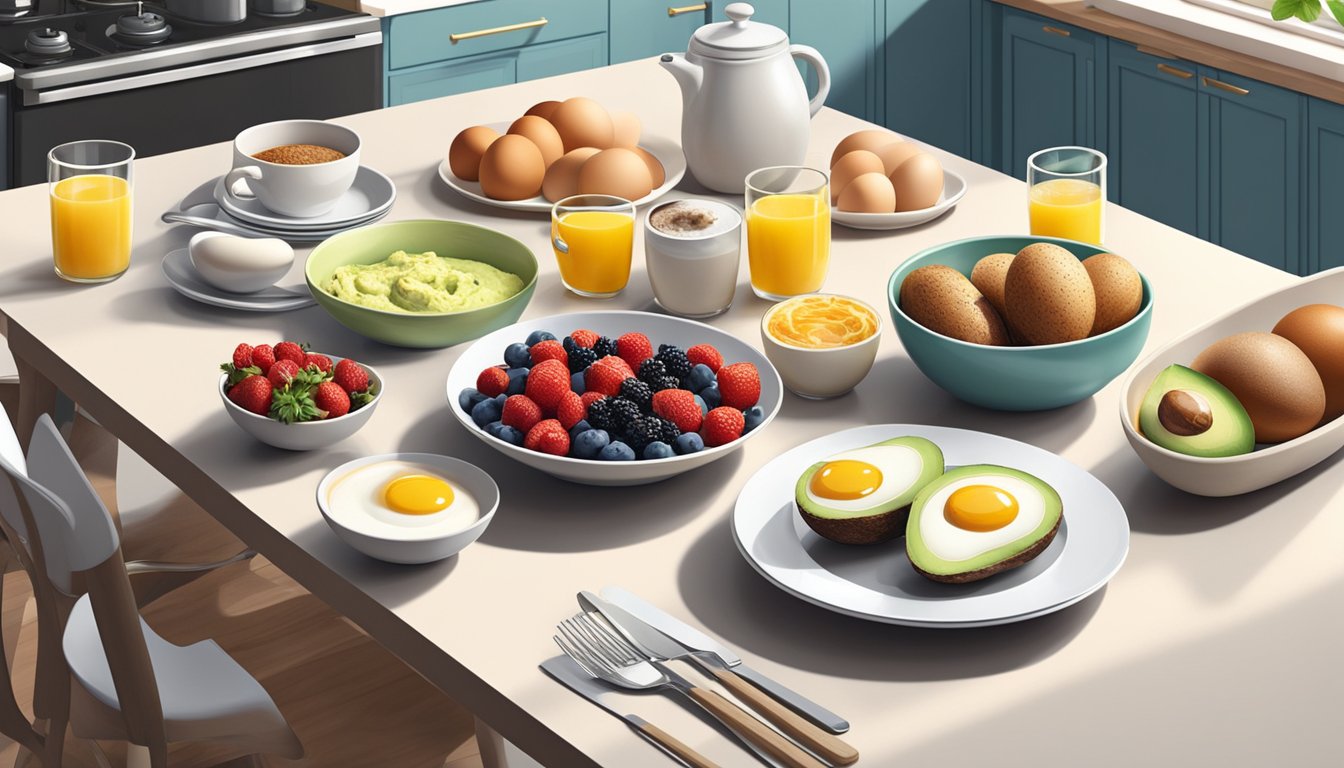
[
  {"xmin": 0, "ymin": 64, "xmax": 12, "ymax": 84},
  {"xmin": 340, "ymin": 0, "xmax": 482, "ymax": 18}
]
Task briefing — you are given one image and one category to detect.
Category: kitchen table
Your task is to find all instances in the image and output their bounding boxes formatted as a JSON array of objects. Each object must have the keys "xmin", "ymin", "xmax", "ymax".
[{"xmin": 0, "ymin": 58, "xmax": 1339, "ymax": 767}]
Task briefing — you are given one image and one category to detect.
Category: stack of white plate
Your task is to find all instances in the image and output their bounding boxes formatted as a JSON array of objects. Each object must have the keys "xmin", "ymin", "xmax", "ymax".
[{"xmin": 212, "ymin": 166, "xmax": 396, "ymax": 239}]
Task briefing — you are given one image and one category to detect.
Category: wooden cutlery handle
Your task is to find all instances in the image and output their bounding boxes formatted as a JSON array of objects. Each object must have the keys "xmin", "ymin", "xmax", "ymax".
[
  {"xmin": 687, "ymin": 687, "xmax": 828, "ymax": 768},
  {"xmin": 637, "ymin": 720, "xmax": 721, "ymax": 768},
  {"xmin": 710, "ymin": 667, "xmax": 860, "ymax": 765}
]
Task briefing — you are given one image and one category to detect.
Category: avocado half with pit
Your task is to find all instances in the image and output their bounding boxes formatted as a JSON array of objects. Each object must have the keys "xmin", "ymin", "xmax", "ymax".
[
  {"xmin": 1138, "ymin": 364, "xmax": 1254, "ymax": 458},
  {"xmin": 794, "ymin": 436, "xmax": 945, "ymax": 545},
  {"xmin": 906, "ymin": 465, "xmax": 1062, "ymax": 583}
]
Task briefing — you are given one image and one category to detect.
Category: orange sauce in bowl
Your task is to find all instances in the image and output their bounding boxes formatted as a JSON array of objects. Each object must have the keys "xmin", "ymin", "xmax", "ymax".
[{"xmin": 767, "ymin": 295, "xmax": 879, "ymax": 349}]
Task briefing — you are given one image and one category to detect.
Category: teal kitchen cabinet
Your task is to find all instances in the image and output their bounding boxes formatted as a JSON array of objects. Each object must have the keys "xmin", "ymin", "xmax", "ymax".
[
  {"xmin": 1308, "ymin": 97, "xmax": 1344, "ymax": 273},
  {"xmin": 609, "ymin": 1, "xmax": 707, "ymax": 64},
  {"xmin": 789, "ymin": 0, "xmax": 881, "ymax": 121},
  {"xmin": 387, "ymin": 34, "xmax": 607, "ymax": 107},
  {"xmin": 884, "ymin": 0, "xmax": 975, "ymax": 158},
  {"xmin": 999, "ymin": 8, "xmax": 1104, "ymax": 179}
]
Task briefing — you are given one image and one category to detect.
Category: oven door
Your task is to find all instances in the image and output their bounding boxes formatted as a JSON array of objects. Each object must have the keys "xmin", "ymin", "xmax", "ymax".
[{"xmin": 10, "ymin": 33, "xmax": 381, "ymax": 187}]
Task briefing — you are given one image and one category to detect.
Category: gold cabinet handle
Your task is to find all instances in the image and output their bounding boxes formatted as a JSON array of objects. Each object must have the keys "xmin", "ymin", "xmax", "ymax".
[
  {"xmin": 1042, "ymin": 25, "xmax": 1071, "ymax": 37},
  {"xmin": 668, "ymin": 3, "xmax": 708, "ymax": 16},
  {"xmin": 1202, "ymin": 76, "xmax": 1250, "ymax": 95},
  {"xmin": 450, "ymin": 17, "xmax": 548, "ymax": 44},
  {"xmin": 1157, "ymin": 63, "xmax": 1194, "ymax": 80}
]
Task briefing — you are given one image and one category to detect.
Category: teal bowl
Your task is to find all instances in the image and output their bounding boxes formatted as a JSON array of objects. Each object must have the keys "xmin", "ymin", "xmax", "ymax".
[
  {"xmin": 887, "ymin": 235, "xmax": 1153, "ymax": 411},
  {"xmin": 306, "ymin": 219, "xmax": 538, "ymax": 349}
]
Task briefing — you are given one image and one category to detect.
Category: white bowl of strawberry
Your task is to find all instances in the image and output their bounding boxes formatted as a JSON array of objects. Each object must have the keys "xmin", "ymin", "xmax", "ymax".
[
  {"xmin": 445, "ymin": 311, "xmax": 782, "ymax": 486},
  {"xmin": 220, "ymin": 340, "xmax": 383, "ymax": 451}
]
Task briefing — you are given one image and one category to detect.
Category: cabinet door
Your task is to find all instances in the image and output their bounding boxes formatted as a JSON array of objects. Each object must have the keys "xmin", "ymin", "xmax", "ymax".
[
  {"xmin": 517, "ymin": 33, "xmax": 608, "ymax": 82},
  {"xmin": 789, "ymin": 0, "xmax": 879, "ymax": 121},
  {"xmin": 610, "ymin": 0, "xmax": 706, "ymax": 64},
  {"xmin": 386, "ymin": 34, "xmax": 606, "ymax": 107},
  {"xmin": 1108, "ymin": 41, "xmax": 1202, "ymax": 237},
  {"xmin": 1000, "ymin": 10, "xmax": 1100, "ymax": 179},
  {"xmin": 1204, "ymin": 69, "xmax": 1304, "ymax": 274},
  {"xmin": 1308, "ymin": 97, "xmax": 1344, "ymax": 274},
  {"xmin": 884, "ymin": 0, "xmax": 972, "ymax": 157},
  {"xmin": 387, "ymin": 0, "xmax": 606, "ymax": 70}
]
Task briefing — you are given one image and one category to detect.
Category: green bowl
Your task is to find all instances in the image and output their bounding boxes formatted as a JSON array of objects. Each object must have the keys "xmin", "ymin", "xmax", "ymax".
[
  {"xmin": 887, "ymin": 235, "xmax": 1153, "ymax": 411},
  {"xmin": 305, "ymin": 219, "xmax": 538, "ymax": 349}
]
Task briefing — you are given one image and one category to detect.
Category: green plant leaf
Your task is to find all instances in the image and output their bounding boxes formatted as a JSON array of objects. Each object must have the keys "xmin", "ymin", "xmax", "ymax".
[
  {"xmin": 220, "ymin": 363, "xmax": 261, "ymax": 388},
  {"xmin": 1272, "ymin": 0, "xmax": 1322, "ymax": 22},
  {"xmin": 270, "ymin": 388, "xmax": 321, "ymax": 424},
  {"xmin": 1326, "ymin": 0, "xmax": 1344, "ymax": 26}
]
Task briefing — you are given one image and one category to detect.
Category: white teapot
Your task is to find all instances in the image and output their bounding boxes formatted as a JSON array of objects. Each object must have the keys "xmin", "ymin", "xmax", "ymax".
[{"xmin": 661, "ymin": 2, "xmax": 830, "ymax": 194}]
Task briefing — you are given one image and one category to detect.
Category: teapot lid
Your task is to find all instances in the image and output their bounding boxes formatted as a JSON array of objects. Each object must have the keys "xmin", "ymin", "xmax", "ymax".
[{"xmin": 689, "ymin": 3, "xmax": 788, "ymax": 61}]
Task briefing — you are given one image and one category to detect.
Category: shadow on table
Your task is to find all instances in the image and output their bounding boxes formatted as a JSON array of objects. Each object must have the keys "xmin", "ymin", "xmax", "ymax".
[
  {"xmin": 674, "ymin": 517, "xmax": 1101, "ymax": 683},
  {"xmin": 285, "ymin": 517, "xmax": 461, "ymax": 597}
]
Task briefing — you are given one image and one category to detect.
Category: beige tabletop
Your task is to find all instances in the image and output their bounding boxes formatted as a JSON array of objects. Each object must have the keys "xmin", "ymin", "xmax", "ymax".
[{"xmin": 0, "ymin": 58, "xmax": 1340, "ymax": 767}]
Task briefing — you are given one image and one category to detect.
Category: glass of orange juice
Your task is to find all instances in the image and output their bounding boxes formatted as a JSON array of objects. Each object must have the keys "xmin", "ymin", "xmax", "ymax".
[
  {"xmin": 551, "ymin": 194, "xmax": 636, "ymax": 298},
  {"xmin": 1027, "ymin": 146, "xmax": 1106, "ymax": 245},
  {"xmin": 745, "ymin": 166, "xmax": 830, "ymax": 301},
  {"xmin": 49, "ymin": 140, "xmax": 135, "ymax": 283}
]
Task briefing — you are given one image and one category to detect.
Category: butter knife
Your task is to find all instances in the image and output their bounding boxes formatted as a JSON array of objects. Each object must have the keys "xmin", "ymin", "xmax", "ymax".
[{"xmin": 601, "ymin": 586, "xmax": 850, "ymax": 734}]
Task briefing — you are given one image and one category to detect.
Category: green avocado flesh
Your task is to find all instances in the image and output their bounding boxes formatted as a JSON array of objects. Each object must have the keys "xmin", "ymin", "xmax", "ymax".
[
  {"xmin": 795, "ymin": 436, "xmax": 945, "ymax": 545},
  {"xmin": 905, "ymin": 465, "xmax": 1062, "ymax": 583},
  {"xmin": 1139, "ymin": 365, "xmax": 1254, "ymax": 458}
]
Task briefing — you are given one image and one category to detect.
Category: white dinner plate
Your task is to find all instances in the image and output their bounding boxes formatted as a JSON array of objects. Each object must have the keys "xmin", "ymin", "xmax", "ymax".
[
  {"xmin": 161, "ymin": 248, "xmax": 316, "ymax": 312},
  {"xmin": 437, "ymin": 124, "xmax": 687, "ymax": 213},
  {"xmin": 732, "ymin": 424, "xmax": 1129, "ymax": 628},
  {"xmin": 830, "ymin": 169, "xmax": 967, "ymax": 231},
  {"xmin": 214, "ymin": 165, "xmax": 397, "ymax": 230}
]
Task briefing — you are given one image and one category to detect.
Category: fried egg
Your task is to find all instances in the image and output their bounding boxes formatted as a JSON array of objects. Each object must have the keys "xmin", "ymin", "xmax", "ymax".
[
  {"xmin": 804, "ymin": 444, "xmax": 930, "ymax": 515},
  {"xmin": 326, "ymin": 460, "xmax": 480, "ymax": 531},
  {"xmin": 917, "ymin": 474, "xmax": 1046, "ymax": 561}
]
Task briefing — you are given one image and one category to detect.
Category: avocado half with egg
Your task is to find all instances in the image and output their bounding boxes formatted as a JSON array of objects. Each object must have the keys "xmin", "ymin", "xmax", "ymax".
[
  {"xmin": 1138, "ymin": 364, "xmax": 1255, "ymax": 458},
  {"xmin": 906, "ymin": 465, "xmax": 1062, "ymax": 583},
  {"xmin": 795, "ymin": 436, "xmax": 944, "ymax": 545}
]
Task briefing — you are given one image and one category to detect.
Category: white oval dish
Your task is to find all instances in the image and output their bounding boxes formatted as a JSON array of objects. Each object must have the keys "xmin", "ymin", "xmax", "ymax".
[
  {"xmin": 219, "ymin": 354, "xmax": 382, "ymax": 451},
  {"xmin": 189, "ymin": 231, "xmax": 294, "ymax": 294},
  {"xmin": 830, "ymin": 168, "xmax": 967, "ymax": 231}
]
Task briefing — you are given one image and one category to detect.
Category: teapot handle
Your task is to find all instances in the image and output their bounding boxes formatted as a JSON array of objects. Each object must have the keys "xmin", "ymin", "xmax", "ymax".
[{"xmin": 790, "ymin": 44, "xmax": 831, "ymax": 117}]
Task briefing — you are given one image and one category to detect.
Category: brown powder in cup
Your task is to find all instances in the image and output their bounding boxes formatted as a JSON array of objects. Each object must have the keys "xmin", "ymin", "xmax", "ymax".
[
  {"xmin": 651, "ymin": 202, "xmax": 718, "ymax": 235},
  {"xmin": 252, "ymin": 144, "xmax": 345, "ymax": 165}
]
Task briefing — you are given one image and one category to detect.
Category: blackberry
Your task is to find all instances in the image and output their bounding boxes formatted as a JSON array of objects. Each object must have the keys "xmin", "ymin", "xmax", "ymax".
[
  {"xmin": 568, "ymin": 346, "xmax": 598, "ymax": 374},
  {"xmin": 562, "ymin": 336, "xmax": 578, "ymax": 352},
  {"xmin": 619, "ymin": 378, "xmax": 653, "ymax": 412},
  {"xmin": 624, "ymin": 416, "xmax": 664, "ymax": 454},
  {"xmin": 655, "ymin": 346, "xmax": 692, "ymax": 379},
  {"xmin": 585, "ymin": 397, "xmax": 614, "ymax": 432},
  {"xmin": 592, "ymin": 336, "xmax": 618, "ymax": 358},
  {"xmin": 637, "ymin": 358, "xmax": 667, "ymax": 384},
  {"xmin": 657, "ymin": 417, "xmax": 681, "ymax": 444},
  {"xmin": 650, "ymin": 375, "xmax": 681, "ymax": 392},
  {"xmin": 608, "ymin": 397, "xmax": 642, "ymax": 432}
]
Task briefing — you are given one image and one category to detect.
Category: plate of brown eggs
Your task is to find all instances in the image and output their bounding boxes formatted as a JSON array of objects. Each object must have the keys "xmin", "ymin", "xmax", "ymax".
[
  {"xmin": 440, "ymin": 97, "xmax": 686, "ymax": 213},
  {"xmin": 828, "ymin": 129, "xmax": 967, "ymax": 231}
]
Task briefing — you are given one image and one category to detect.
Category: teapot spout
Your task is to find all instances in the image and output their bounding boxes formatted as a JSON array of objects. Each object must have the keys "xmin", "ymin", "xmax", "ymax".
[{"xmin": 659, "ymin": 53, "xmax": 703, "ymax": 110}]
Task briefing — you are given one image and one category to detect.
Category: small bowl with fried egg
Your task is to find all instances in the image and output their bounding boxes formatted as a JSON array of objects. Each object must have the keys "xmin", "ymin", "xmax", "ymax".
[
  {"xmin": 316, "ymin": 453, "xmax": 499, "ymax": 564},
  {"xmin": 761, "ymin": 294, "xmax": 883, "ymax": 399}
]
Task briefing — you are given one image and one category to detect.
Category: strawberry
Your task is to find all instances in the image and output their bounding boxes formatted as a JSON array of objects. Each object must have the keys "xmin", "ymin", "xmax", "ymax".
[
  {"xmin": 227, "ymin": 375, "xmax": 273, "ymax": 416},
  {"xmin": 525, "ymin": 359, "xmax": 571, "ymax": 411},
  {"xmin": 555, "ymin": 390, "xmax": 586, "ymax": 430},
  {"xmin": 313, "ymin": 381, "xmax": 351, "ymax": 419},
  {"xmin": 652, "ymin": 389, "xmax": 703, "ymax": 433},
  {"xmin": 232, "ymin": 343, "xmax": 254, "ymax": 369},
  {"xmin": 251, "ymin": 344, "xmax": 276, "ymax": 374},
  {"xmin": 594, "ymin": 355, "xmax": 633, "ymax": 377},
  {"xmin": 580, "ymin": 391, "xmax": 607, "ymax": 410},
  {"xmin": 529, "ymin": 339, "xmax": 568, "ymax": 367},
  {"xmin": 569, "ymin": 329, "xmax": 599, "ymax": 348},
  {"xmin": 717, "ymin": 362, "xmax": 761, "ymax": 409},
  {"xmin": 304, "ymin": 353, "xmax": 333, "ymax": 373},
  {"xmin": 333, "ymin": 358, "xmax": 371, "ymax": 394},
  {"xmin": 274, "ymin": 341, "xmax": 306, "ymax": 366},
  {"xmin": 617, "ymin": 332, "xmax": 653, "ymax": 370},
  {"xmin": 267, "ymin": 359, "xmax": 302, "ymax": 390},
  {"xmin": 687, "ymin": 344, "xmax": 724, "ymax": 373},
  {"xmin": 523, "ymin": 419, "xmax": 570, "ymax": 456},
  {"xmin": 475, "ymin": 366, "xmax": 509, "ymax": 397},
  {"xmin": 701, "ymin": 407, "xmax": 745, "ymax": 447},
  {"xmin": 584, "ymin": 361, "xmax": 630, "ymax": 397},
  {"xmin": 501, "ymin": 395, "xmax": 543, "ymax": 433}
]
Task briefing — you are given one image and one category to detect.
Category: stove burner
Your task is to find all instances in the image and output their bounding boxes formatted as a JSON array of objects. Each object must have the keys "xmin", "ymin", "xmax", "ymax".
[
  {"xmin": 25, "ymin": 26, "xmax": 69, "ymax": 55},
  {"xmin": 110, "ymin": 10, "xmax": 170, "ymax": 45}
]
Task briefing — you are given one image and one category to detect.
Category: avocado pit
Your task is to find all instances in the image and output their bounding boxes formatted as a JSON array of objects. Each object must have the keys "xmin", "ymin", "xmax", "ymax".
[{"xmin": 1158, "ymin": 388, "xmax": 1213, "ymax": 437}]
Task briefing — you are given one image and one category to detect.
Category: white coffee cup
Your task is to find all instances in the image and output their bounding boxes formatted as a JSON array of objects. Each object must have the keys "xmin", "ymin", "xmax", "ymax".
[
  {"xmin": 224, "ymin": 120, "xmax": 361, "ymax": 218},
  {"xmin": 644, "ymin": 199, "xmax": 742, "ymax": 318}
]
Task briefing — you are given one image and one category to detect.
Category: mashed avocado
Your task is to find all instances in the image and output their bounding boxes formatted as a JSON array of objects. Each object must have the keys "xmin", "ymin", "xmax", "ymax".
[{"xmin": 324, "ymin": 250, "xmax": 524, "ymax": 313}]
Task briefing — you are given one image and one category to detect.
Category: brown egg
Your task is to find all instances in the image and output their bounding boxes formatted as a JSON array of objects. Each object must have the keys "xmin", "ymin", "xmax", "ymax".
[
  {"xmin": 577, "ymin": 147, "xmax": 653, "ymax": 201},
  {"xmin": 610, "ymin": 111, "xmax": 642, "ymax": 148},
  {"xmin": 873, "ymin": 142, "xmax": 922, "ymax": 177},
  {"xmin": 1272, "ymin": 304, "xmax": 1344, "ymax": 423},
  {"xmin": 1192, "ymin": 331, "xmax": 1326, "ymax": 443},
  {"xmin": 837, "ymin": 172, "xmax": 896, "ymax": 213},
  {"xmin": 900, "ymin": 265, "xmax": 1010, "ymax": 346},
  {"xmin": 524, "ymin": 100, "xmax": 562, "ymax": 121},
  {"xmin": 1083, "ymin": 253, "xmax": 1143, "ymax": 336},
  {"xmin": 1003, "ymin": 242, "xmax": 1096, "ymax": 345},
  {"xmin": 447, "ymin": 125, "xmax": 499, "ymax": 182},
  {"xmin": 630, "ymin": 146, "xmax": 666, "ymax": 188},
  {"xmin": 550, "ymin": 97, "xmax": 614, "ymax": 152},
  {"xmin": 889, "ymin": 152, "xmax": 944, "ymax": 212},
  {"xmin": 542, "ymin": 147, "xmax": 600, "ymax": 203},
  {"xmin": 478, "ymin": 134, "xmax": 545, "ymax": 201},
  {"xmin": 830, "ymin": 130, "xmax": 901, "ymax": 167},
  {"xmin": 829, "ymin": 150, "xmax": 885, "ymax": 204},
  {"xmin": 507, "ymin": 116, "xmax": 564, "ymax": 167},
  {"xmin": 970, "ymin": 253, "xmax": 1015, "ymax": 318}
]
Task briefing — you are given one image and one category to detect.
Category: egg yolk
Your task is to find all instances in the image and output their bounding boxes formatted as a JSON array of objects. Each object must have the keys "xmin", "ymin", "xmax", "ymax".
[
  {"xmin": 809, "ymin": 460, "xmax": 883, "ymax": 500},
  {"xmin": 944, "ymin": 485, "xmax": 1018, "ymax": 531},
  {"xmin": 383, "ymin": 475, "xmax": 455, "ymax": 516}
]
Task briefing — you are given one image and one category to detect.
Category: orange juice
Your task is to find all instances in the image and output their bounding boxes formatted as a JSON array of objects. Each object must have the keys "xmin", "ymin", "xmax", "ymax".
[
  {"xmin": 1028, "ymin": 178, "xmax": 1102, "ymax": 244},
  {"xmin": 747, "ymin": 193, "xmax": 830, "ymax": 299},
  {"xmin": 553, "ymin": 210, "xmax": 634, "ymax": 296},
  {"xmin": 767, "ymin": 295, "xmax": 878, "ymax": 349},
  {"xmin": 50, "ymin": 175, "xmax": 132, "ymax": 281}
]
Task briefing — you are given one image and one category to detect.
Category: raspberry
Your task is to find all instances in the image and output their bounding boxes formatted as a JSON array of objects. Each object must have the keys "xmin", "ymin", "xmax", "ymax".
[
  {"xmin": 523, "ymin": 419, "xmax": 571, "ymax": 456},
  {"xmin": 592, "ymin": 336, "xmax": 618, "ymax": 358},
  {"xmin": 701, "ymin": 407, "xmax": 745, "ymax": 447},
  {"xmin": 637, "ymin": 358, "xmax": 667, "ymax": 384},
  {"xmin": 617, "ymin": 333, "xmax": 654, "ymax": 370},
  {"xmin": 568, "ymin": 347, "xmax": 597, "ymax": 374},
  {"xmin": 584, "ymin": 361, "xmax": 630, "ymax": 397},
  {"xmin": 333, "ymin": 358, "xmax": 371, "ymax": 394},
  {"xmin": 525, "ymin": 359, "xmax": 571, "ymax": 411},
  {"xmin": 595, "ymin": 355, "xmax": 634, "ymax": 378},
  {"xmin": 267, "ymin": 359, "xmax": 301, "ymax": 390},
  {"xmin": 304, "ymin": 353, "xmax": 333, "ymax": 373},
  {"xmin": 232, "ymin": 343, "xmax": 254, "ymax": 369},
  {"xmin": 569, "ymin": 329, "xmax": 599, "ymax": 348},
  {"xmin": 556, "ymin": 390, "xmax": 587, "ymax": 430},
  {"xmin": 687, "ymin": 344, "xmax": 724, "ymax": 373},
  {"xmin": 655, "ymin": 345, "xmax": 691, "ymax": 379},
  {"xmin": 652, "ymin": 389, "xmax": 703, "ymax": 434},
  {"xmin": 717, "ymin": 363, "xmax": 761, "ymax": 409},
  {"xmin": 251, "ymin": 344, "xmax": 276, "ymax": 374},
  {"xmin": 501, "ymin": 395, "xmax": 543, "ymax": 433},
  {"xmin": 619, "ymin": 378, "xmax": 653, "ymax": 412},
  {"xmin": 476, "ymin": 366, "xmax": 510, "ymax": 397},
  {"xmin": 529, "ymin": 339, "xmax": 568, "ymax": 367}
]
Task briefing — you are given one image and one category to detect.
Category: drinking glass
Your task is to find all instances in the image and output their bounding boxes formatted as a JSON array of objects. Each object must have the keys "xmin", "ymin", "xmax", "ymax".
[
  {"xmin": 551, "ymin": 194, "xmax": 636, "ymax": 298},
  {"xmin": 745, "ymin": 166, "xmax": 830, "ymax": 301},
  {"xmin": 1027, "ymin": 146, "xmax": 1106, "ymax": 245},
  {"xmin": 49, "ymin": 140, "xmax": 135, "ymax": 283}
]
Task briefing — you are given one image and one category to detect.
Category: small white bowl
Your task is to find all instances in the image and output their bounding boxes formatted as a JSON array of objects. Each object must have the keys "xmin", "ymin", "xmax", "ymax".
[
  {"xmin": 189, "ymin": 231, "xmax": 294, "ymax": 294},
  {"xmin": 219, "ymin": 354, "xmax": 382, "ymax": 451},
  {"xmin": 760, "ymin": 295, "xmax": 882, "ymax": 399},
  {"xmin": 316, "ymin": 453, "xmax": 499, "ymax": 564}
]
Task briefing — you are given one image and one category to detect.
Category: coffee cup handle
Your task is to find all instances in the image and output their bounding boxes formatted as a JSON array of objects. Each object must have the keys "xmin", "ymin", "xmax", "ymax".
[
  {"xmin": 223, "ymin": 165, "xmax": 263, "ymax": 201},
  {"xmin": 553, "ymin": 233, "xmax": 569, "ymax": 254}
]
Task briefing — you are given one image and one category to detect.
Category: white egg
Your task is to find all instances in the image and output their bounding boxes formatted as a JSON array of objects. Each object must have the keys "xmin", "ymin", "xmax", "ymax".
[
  {"xmin": 804, "ymin": 444, "xmax": 928, "ymax": 514},
  {"xmin": 188, "ymin": 231, "xmax": 293, "ymax": 293},
  {"xmin": 917, "ymin": 475, "xmax": 1047, "ymax": 562},
  {"xmin": 325, "ymin": 460, "xmax": 479, "ymax": 533}
]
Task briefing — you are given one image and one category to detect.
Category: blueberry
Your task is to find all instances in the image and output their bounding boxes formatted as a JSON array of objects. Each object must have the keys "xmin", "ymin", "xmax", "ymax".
[
  {"xmin": 525, "ymin": 330, "xmax": 557, "ymax": 346},
  {"xmin": 471, "ymin": 397, "xmax": 503, "ymax": 427},
  {"xmin": 693, "ymin": 394, "xmax": 708, "ymax": 416},
  {"xmin": 496, "ymin": 425, "xmax": 525, "ymax": 446},
  {"xmin": 570, "ymin": 370, "xmax": 586, "ymax": 392},
  {"xmin": 684, "ymin": 364, "xmax": 716, "ymax": 393},
  {"xmin": 700, "ymin": 382, "xmax": 721, "ymax": 409},
  {"xmin": 743, "ymin": 406, "xmax": 766, "ymax": 433},
  {"xmin": 484, "ymin": 420, "xmax": 507, "ymax": 438},
  {"xmin": 599, "ymin": 441, "xmax": 636, "ymax": 461},
  {"xmin": 674, "ymin": 432, "xmax": 705, "ymax": 455},
  {"xmin": 572, "ymin": 428, "xmax": 611, "ymax": 459},
  {"xmin": 494, "ymin": 393, "xmax": 508, "ymax": 405},
  {"xmin": 568, "ymin": 419, "xmax": 592, "ymax": 440},
  {"xmin": 458, "ymin": 388, "xmax": 487, "ymax": 412},
  {"xmin": 505, "ymin": 367, "xmax": 529, "ymax": 395},
  {"xmin": 504, "ymin": 342, "xmax": 531, "ymax": 369},
  {"xmin": 643, "ymin": 441, "xmax": 675, "ymax": 460}
]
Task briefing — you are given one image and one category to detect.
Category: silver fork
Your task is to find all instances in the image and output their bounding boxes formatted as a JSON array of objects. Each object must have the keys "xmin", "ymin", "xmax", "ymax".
[{"xmin": 556, "ymin": 612, "xmax": 827, "ymax": 768}]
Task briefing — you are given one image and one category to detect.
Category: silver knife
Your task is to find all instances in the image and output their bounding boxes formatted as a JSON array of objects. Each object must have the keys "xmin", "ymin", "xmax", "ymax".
[
  {"xmin": 540, "ymin": 657, "xmax": 721, "ymax": 768},
  {"xmin": 601, "ymin": 586, "xmax": 850, "ymax": 734}
]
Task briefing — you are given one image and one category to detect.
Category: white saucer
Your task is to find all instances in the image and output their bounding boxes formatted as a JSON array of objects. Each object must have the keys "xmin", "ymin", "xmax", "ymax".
[
  {"xmin": 831, "ymin": 169, "xmax": 968, "ymax": 231},
  {"xmin": 214, "ymin": 165, "xmax": 396, "ymax": 230},
  {"xmin": 162, "ymin": 248, "xmax": 315, "ymax": 312}
]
